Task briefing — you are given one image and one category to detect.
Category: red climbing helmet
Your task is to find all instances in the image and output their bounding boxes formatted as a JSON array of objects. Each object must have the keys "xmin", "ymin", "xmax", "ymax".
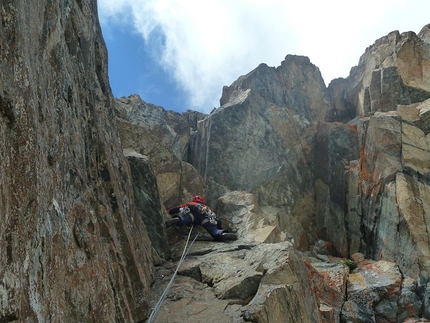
[{"xmin": 192, "ymin": 195, "xmax": 205, "ymax": 204}]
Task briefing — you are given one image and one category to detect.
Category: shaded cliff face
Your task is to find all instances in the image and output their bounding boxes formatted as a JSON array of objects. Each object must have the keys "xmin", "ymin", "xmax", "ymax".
[
  {"xmin": 0, "ymin": 1, "xmax": 153, "ymax": 321},
  {"xmin": 115, "ymin": 95, "xmax": 208, "ymax": 208}
]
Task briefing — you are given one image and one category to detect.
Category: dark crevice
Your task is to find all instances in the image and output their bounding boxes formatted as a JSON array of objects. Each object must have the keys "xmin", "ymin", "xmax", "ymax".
[
  {"xmin": 100, "ymin": 165, "xmax": 111, "ymax": 182},
  {"xmin": 6, "ymin": 234, "xmax": 12, "ymax": 265},
  {"xmin": 0, "ymin": 313, "xmax": 19, "ymax": 323},
  {"xmin": 0, "ymin": 94, "xmax": 15, "ymax": 124}
]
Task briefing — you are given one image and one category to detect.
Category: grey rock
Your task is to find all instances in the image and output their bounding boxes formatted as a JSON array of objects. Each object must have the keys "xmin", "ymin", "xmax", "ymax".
[
  {"xmin": 216, "ymin": 191, "xmax": 285, "ymax": 243},
  {"xmin": 329, "ymin": 30, "xmax": 430, "ymax": 119},
  {"xmin": 314, "ymin": 122, "xmax": 360, "ymax": 257},
  {"xmin": 117, "ymin": 115, "xmax": 207, "ymax": 210},
  {"xmin": 398, "ymin": 276, "xmax": 422, "ymax": 320},
  {"xmin": 150, "ymin": 240, "xmax": 322, "ymax": 323},
  {"xmin": 190, "ymin": 55, "xmax": 330, "ymax": 199},
  {"xmin": 125, "ymin": 150, "xmax": 171, "ymax": 262},
  {"xmin": 0, "ymin": 1, "xmax": 154, "ymax": 322},
  {"xmin": 116, "ymin": 94, "xmax": 206, "ymax": 160},
  {"xmin": 341, "ymin": 260, "xmax": 402, "ymax": 323}
]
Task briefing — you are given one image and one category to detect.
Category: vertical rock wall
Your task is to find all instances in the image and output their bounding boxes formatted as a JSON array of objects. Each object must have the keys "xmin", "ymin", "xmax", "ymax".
[
  {"xmin": 321, "ymin": 26, "xmax": 430, "ymax": 285},
  {"xmin": 314, "ymin": 122, "xmax": 360, "ymax": 257},
  {"xmin": 0, "ymin": 1, "xmax": 153, "ymax": 321},
  {"xmin": 353, "ymin": 103, "xmax": 430, "ymax": 283},
  {"xmin": 186, "ymin": 26, "xmax": 430, "ymax": 287},
  {"xmin": 189, "ymin": 56, "xmax": 331, "ymax": 249}
]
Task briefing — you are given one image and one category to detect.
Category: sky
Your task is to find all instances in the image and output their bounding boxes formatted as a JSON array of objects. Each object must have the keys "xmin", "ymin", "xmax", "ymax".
[{"xmin": 97, "ymin": 0, "xmax": 430, "ymax": 114}]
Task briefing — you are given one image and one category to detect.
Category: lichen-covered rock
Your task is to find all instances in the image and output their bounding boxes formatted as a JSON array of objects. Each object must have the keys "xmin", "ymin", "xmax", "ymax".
[
  {"xmin": 398, "ymin": 276, "xmax": 422, "ymax": 321},
  {"xmin": 0, "ymin": 1, "xmax": 154, "ymax": 321},
  {"xmin": 341, "ymin": 260, "xmax": 412, "ymax": 323},
  {"xmin": 396, "ymin": 172, "xmax": 430, "ymax": 282},
  {"xmin": 344, "ymin": 103, "xmax": 430, "ymax": 284},
  {"xmin": 305, "ymin": 261, "xmax": 349, "ymax": 323},
  {"xmin": 317, "ymin": 96, "xmax": 430, "ymax": 286}
]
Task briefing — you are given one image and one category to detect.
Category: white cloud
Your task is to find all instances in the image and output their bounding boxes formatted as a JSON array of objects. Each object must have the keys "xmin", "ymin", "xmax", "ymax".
[{"xmin": 98, "ymin": 0, "xmax": 430, "ymax": 113}]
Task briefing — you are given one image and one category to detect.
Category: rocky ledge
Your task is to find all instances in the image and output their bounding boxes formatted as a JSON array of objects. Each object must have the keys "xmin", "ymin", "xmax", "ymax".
[{"xmin": 148, "ymin": 190, "xmax": 430, "ymax": 323}]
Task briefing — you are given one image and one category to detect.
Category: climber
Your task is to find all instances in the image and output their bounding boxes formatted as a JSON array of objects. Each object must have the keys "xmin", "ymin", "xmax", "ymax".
[{"xmin": 165, "ymin": 195, "xmax": 237, "ymax": 242}]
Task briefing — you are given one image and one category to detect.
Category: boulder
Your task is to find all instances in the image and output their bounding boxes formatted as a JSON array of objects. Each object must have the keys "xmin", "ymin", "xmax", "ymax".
[
  {"xmin": 305, "ymin": 261, "xmax": 349, "ymax": 323},
  {"xmin": 340, "ymin": 259, "xmax": 422, "ymax": 322},
  {"xmin": 216, "ymin": 191, "xmax": 285, "ymax": 243}
]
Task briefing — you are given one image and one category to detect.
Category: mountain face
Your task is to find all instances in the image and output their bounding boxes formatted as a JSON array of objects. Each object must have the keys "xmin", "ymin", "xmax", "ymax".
[
  {"xmin": 118, "ymin": 25, "xmax": 430, "ymax": 322},
  {"xmin": 2, "ymin": 1, "xmax": 430, "ymax": 322}
]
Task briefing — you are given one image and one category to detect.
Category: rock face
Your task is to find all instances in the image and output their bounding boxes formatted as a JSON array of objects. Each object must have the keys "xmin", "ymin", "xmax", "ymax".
[
  {"xmin": 116, "ymin": 95, "xmax": 209, "ymax": 209},
  {"xmin": 191, "ymin": 56, "xmax": 330, "ymax": 200},
  {"xmin": 184, "ymin": 56, "xmax": 331, "ymax": 250},
  {"xmin": 329, "ymin": 29, "xmax": 430, "ymax": 120},
  {"xmin": 319, "ymin": 28, "xmax": 430, "ymax": 285},
  {"xmin": 314, "ymin": 121, "xmax": 360, "ymax": 257},
  {"xmin": 341, "ymin": 255, "xmax": 422, "ymax": 322},
  {"xmin": 124, "ymin": 149, "xmax": 170, "ymax": 263},
  {"xmin": 116, "ymin": 95, "xmax": 206, "ymax": 161},
  {"xmin": 0, "ymin": 1, "xmax": 154, "ymax": 322}
]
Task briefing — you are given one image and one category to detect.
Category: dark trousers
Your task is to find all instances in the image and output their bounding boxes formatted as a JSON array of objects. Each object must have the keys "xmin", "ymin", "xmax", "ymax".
[{"xmin": 176, "ymin": 213, "xmax": 224, "ymax": 241}]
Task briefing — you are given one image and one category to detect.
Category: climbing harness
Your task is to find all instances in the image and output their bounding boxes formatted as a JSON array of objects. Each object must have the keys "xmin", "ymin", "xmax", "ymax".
[
  {"xmin": 206, "ymin": 210, "xmax": 218, "ymax": 225},
  {"xmin": 179, "ymin": 206, "xmax": 190, "ymax": 216},
  {"xmin": 199, "ymin": 205, "xmax": 218, "ymax": 226},
  {"xmin": 147, "ymin": 225, "xmax": 200, "ymax": 323}
]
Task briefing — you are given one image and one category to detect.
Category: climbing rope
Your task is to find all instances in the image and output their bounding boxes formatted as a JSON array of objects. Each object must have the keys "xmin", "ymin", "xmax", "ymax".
[{"xmin": 147, "ymin": 226, "xmax": 200, "ymax": 323}]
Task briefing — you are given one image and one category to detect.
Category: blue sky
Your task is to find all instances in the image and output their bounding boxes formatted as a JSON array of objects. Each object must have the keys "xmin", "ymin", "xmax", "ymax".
[
  {"xmin": 98, "ymin": 0, "xmax": 430, "ymax": 114},
  {"xmin": 101, "ymin": 23, "xmax": 188, "ymax": 110}
]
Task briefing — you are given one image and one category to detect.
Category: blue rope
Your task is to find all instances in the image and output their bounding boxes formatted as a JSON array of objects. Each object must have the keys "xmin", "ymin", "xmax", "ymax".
[{"xmin": 148, "ymin": 226, "xmax": 200, "ymax": 323}]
